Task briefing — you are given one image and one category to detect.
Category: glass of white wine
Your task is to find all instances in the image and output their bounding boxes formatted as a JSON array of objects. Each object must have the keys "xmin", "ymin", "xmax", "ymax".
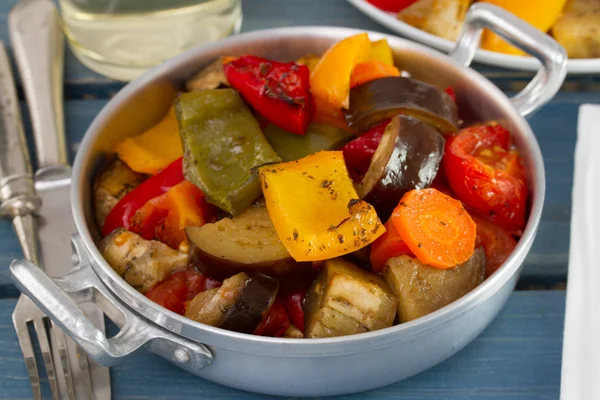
[{"xmin": 59, "ymin": 0, "xmax": 242, "ymax": 81}]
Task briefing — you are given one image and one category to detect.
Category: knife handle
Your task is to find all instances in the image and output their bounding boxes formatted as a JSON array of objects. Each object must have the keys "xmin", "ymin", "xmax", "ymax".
[
  {"xmin": 9, "ymin": 0, "xmax": 67, "ymax": 169},
  {"xmin": 0, "ymin": 41, "xmax": 40, "ymax": 219}
]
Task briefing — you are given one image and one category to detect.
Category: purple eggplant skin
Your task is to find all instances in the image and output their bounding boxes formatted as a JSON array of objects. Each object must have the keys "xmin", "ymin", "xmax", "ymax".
[
  {"xmin": 356, "ymin": 115, "xmax": 445, "ymax": 221},
  {"xmin": 344, "ymin": 77, "xmax": 459, "ymax": 134}
]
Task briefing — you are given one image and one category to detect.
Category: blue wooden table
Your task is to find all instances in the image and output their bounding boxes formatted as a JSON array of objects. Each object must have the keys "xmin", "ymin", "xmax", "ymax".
[{"xmin": 0, "ymin": 0, "xmax": 588, "ymax": 398}]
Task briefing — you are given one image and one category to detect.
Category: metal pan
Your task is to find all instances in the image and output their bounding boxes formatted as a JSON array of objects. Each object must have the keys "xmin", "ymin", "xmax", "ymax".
[{"xmin": 9, "ymin": 4, "xmax": 566, "ymax": 397}]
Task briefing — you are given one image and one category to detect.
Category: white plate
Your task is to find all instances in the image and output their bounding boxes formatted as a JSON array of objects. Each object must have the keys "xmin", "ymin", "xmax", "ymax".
[{"xmin": 347, "ymin": 0, "xmax": 600, "ymax": 74}]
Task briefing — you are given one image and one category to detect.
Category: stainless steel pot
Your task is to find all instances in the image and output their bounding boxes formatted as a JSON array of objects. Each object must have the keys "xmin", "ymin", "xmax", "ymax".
[{"xmin": 9, "ymin": 4, "xmax": 566, "ymax": 397}]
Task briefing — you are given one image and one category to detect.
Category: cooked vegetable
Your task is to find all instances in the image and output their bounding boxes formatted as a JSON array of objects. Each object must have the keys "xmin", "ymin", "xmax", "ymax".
[
  {"xmin": 295, "ymin": 54, "xmax": 321, "ymax": 72},
  {"xmin": 384, "ymin": 247, "xmax": 485, "ymax": 322},
  {"xmin": 370, "ymin": 220, "xmax": 414, "ymax": 273},
  {"xmin": 421, "ymin": 0, "xmax": 470, "ymax": 42},
  {"xmin": 310, "ymin": 33, "xmax": 371, "ymax": 110},
  {"xmin": 93, "ymin": 159, "xmax": 145, "ymax": 228},
  {"xmin": 115, "ymin": 106, "xmax": 183, "ymax": 175},
  {"xmin": 369, "ymin": 39, "xmax": 395, "ymax": 66},
  {"xmin": 283, "ymin": 324, "xmax": 304, "ymax": 338},
  {"xmin": 185, "ymin": 272, "xmax": 279, "ymax": 333},
  {"xmin": 444, "ymin": 123, "xmax": 528, "ymax": 232},
  {"xmin": 350, "ymin": 60, "xmax": 400, "ymax": 88},
  {"xmin": 356, "ymin": 115, "xmax": 445, "ymax": 220},
  {"xmin": 367, "ymin": 0, "xmax": 420, "ymax": 12},
  {"xmin": 481, "ymin": 0, "xmax": 568, "ymax": 55},
  {"xmin": 397, "ymin": 0, "xmax": 435, "ymax": 29},
  {"xmin": 130, "ymin": 181, "xmax": 215, "ymax": 250},
  {"xmin": 99, "ymin": 228, "xmax": 189, "ymax": 293},
  {"xmin": 304, "ymin": 258, "xmax": 396, "ymax": 338},
  {"xmin": 263, "ymin": 123, "xmax": 355, "ymax": 162},
  {"xmin": 176, "ymin": 89, "xmax": 281, "ymax": 216},
  {"xmin": 344, "ymin": 77, "xmax": 458, "ymax": 133},
  {"xmin": 102, "ymin": 157, "xmax": 184, "ymax": 236},
  {"xmin": 223, "ymin": 56, "xmax": 313, "ymax": 135},
  {"xmin": 253, "ymin": 299, "xmax": 290, "ymax": 337},
  {"xmin": 471, "ymin": 215, "xmax": 517, "ymax": 277},
  {"xmin": 259, "ymin": 151, "xmax": 385, "ymax": 262},
  {"xmin": 185, "ymin": 57, "xmax": 229, "ymax": 91},
  {"xmin": 186, "ymin": 204, "xmax": 307, "ymax": 279},
  {"xmin": 552, "ymin": 0, "xmax": 600, "ymax": 59},
  {"xmin": 145, "ymin": 268, "xmax": 221, "ymax": 314},
  {"xmin": 283, "ymin": 289, "xmax": 306, "ymax": 332},
  {"xmin": 341, "ymin": 119, "xmax": 390, "ymax": 179},
  {"xmin": 391, "ymin": 188, "xmax": 477, "ymax": 269}
]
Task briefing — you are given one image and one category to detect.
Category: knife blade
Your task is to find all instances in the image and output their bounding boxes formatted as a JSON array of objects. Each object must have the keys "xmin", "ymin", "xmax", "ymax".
[{"xmin": 9, "ymin": 1, "xmax": 111, "ymax": 399}]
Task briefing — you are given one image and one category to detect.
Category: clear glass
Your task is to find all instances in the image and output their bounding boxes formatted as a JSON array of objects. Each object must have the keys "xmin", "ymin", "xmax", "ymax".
[{"xmin": 58, "ymin": 0, "xmax": 242, "ymax": 81}]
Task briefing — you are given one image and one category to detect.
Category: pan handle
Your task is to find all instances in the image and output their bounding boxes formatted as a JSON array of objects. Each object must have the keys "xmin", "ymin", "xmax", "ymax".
[
  {"xmin": 9, "ymin": 233, "xmax": 213, "ymax": 370},
  {"xmin": 449, "ymin": 3, "xmax": 567, "ymax": 117}
]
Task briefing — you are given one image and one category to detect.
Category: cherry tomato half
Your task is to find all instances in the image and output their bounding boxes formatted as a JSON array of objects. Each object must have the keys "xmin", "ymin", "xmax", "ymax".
[
  {"xmin": 471, "ymin": 215, "xmax": 517, "ymax": 277},
  {"xmin": 366, "ymin": 0, "xmax": 419, "ymax": 13}
]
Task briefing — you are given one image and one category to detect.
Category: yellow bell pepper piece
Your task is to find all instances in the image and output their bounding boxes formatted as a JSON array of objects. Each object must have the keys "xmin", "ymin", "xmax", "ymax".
[
  {"xmin": 116, "ymin": 106, "xmax": 183, "ymax": 175},
  {"xmin": 310, "ymin": 33, "xmax": 371, "ymax": 110},
  {"xmin": 480, "ymin": 0, "xmax": 568, "ymax": 55},
  {"xmin": 370, "ymin": 39, "xmax": 394, "ymax": 66},
  {"xmin": 259, "ymin": 151, "xmax": 386, "ymax": 262}
]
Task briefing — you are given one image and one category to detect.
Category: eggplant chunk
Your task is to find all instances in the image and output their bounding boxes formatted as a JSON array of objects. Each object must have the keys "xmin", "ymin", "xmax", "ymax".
[
  {"xmin": 93, "ymin": 159, "xmax": 145, "ymax": 228},
  {"xmin": 185, "ymin": 272, "xmax": 279, "ymax": 333},
  {"xmin": 99, "ymin": 228, "xmax": 189, "ymax": 293},
  {"xmin": 283, "ymin": 324, "xmax": 305, "ymax": 338},
  {"xmin": 185, "ymin": 57, "xmax": 228, "ymax": 91},
  {"xmin": 344, "ymin": 77, "xmax": 458, "ymax": 133},
  {"xmin": 357, "ymin": 115, "xmax": 445, "ymax": 220},
  {"xmin": 186, "ymin": 204, "xmax": 309, "ymax": 279},
  {"xmin": 304, "ymin": 258, "xmax": 396, "ymax": 338},
  {"xmin": 384, "ymin": 247, "xmax": 485, "ymax": 323}
]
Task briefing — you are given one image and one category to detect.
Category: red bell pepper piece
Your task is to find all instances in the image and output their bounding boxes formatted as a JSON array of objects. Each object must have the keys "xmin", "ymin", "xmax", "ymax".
[
  {"xmin": 369, "ymin": 220, "xmax": 414, "ymax": 273},
  {"xmin": 341, "ymin": 119, "xmax": 390, "ymax": 179},
  {"xmin": 253, "ymin": 299, "xmax": 290, "ymax": 337},
  {"xmin": 223, "ymin": 56, "xmax": 313, "ymax": 135},
  {"xmin": 366, "ymin": 0, "xmax": 419, "ymax": 13},
  {"xmin": 145, "ymin": 268, "xmax": 221, "ymax": 315},
  {"xmin": 444, "ymin": 123, "xmax": 528, "ymax": 232},
  {"xmin": 444, "ymin": 87, "xmax": 456, "ymax": 102},
  {"xmin": 102, "ymin": 157, "xmax": 184, "ymax": 236},
  {"xmin": 282, "ymin": 289, "xmax": 306, "ymax": 332}
]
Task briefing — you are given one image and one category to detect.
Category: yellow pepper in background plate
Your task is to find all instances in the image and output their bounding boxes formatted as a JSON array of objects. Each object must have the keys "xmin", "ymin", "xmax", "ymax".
[
  {"xmin": 116, "ymin": 106, "xmax": 183, "ymax": 175},
  {"xmin": 259, "ymin": 151, "xmax": 385, "ymax": 262},
  {"xmin": 480, "ymin": 0, "xmax": 568, "ymax": 55}
]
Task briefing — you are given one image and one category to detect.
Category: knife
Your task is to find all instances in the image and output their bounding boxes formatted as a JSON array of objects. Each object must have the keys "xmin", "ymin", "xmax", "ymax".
[{"xmin": 9, "ymin": 1, "xmax": 111, "ymax": 399}]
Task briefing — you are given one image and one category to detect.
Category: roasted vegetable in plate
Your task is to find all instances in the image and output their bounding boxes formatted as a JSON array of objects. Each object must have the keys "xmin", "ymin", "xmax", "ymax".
[
  {"xmin": 304, "ymin": 258, "xmax": 396, "ymax": 338},
  {"xmin": 383, "ymin": 247, "xmax": 486, "ymax": 322},
  {"xmin": 176, "ymin": 89, "xmax": 281, "ymax": 216},
  {"xmin": 186, "ymin": 203, "xmax": 308, "ymax": 279},
  {"xmin": 552, "ymin": 0, "xmax": 600, "ymax": 59},
  {"xmin": 344, "ymin": 77, "xmax": 458, "ymax": 133},
  {"xmin": 185, "ymin": 57, "xmax": 229, "ymax": 91},
  {"xmin": 99, "ymin": 228, "xmax": 189, "ymax": 293},
  {"xmin": 356, "ymin": 115, "xmax": 445, "ymax": 220}
]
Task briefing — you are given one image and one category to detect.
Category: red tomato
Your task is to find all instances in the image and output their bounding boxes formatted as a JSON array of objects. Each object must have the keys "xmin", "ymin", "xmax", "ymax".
[
  {"xmin": 283, "ymin": 289, "xmax": 306, "ymax": 332},
  {"xmin": 366, "ymin": 0, "xmax": 419, "ymax": 13},
  {"xmin": 184, "ymin": 270, "xmax": 221, "ymax": 300},
  {"xmin": 369, "ymin": 220, "xmax": 414, "ymax": 273},
  {"xmin": 444, "ymin": 123, "xmax": 528, "ymax": 232},
  {"xmin": 471, "ymin": 215, "xmax": 517, "ymax": 277},
  {"xmin": 253, "ymin": 299, "xmax": 290, "ymax": 337},
  {"xmin": 444, "ymin": 87, "xmax": 456, "ymax": 102}
]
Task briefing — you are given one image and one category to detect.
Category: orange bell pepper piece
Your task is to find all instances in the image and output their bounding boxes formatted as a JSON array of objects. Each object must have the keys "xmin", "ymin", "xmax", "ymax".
[
  {"xmin": 130, "ymin": 181, "xmax": 215, "ymax": 250},
  {"xmin": 259, "ymin": 151, "xmax": 385, "ymax": 262},
  {"xmin": 116, "ymin": 106, "xmax": 184, "ymax": 175},
  {"xmin": 350, "ymin": 60, "xmax": 401, "ymax": 88}
]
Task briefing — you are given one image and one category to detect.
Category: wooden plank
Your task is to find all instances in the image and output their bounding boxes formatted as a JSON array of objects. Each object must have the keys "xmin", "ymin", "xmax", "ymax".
[
  {"xmin": 0, "ymin": 291, "xmax": 565, "ymax": 399},
  {"xmin": 0, "ymin": 92, "xmax": 587, "ymax": 289},
  {"xmin": 0, "ymin": 0, "xmax": 596, "ymax": 98}
]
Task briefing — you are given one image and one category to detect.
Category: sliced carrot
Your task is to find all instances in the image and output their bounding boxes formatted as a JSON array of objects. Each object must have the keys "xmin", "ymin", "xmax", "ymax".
[
  {"xmin": 391, "ymin": 188, "xmax": 476, "ymax": 269},
  {"xmin": 350, "ymin": 60, "xmax": 401, "ymax": 88}
]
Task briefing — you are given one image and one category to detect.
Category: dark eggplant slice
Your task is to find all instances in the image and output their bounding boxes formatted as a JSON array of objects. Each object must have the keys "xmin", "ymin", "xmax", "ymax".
[
  {"xmin": 356, "ymin": 115, "xmax": 445, "ymax": 220},
  {"xmin": 304, "ymin": 258, "xmax": 396, "ymax": 338},
  {"xmin": 186, "ymin": 204, "xmax": 310, "ymax": 279},
  {"xmin": 344, "ymin": 77, "xmax": 458, "ymax": 133},
  {"xmin": 383, "ymin": 247, "xmax": 486, "ymax": 323},
  {"xmin": 185, "ymin": 272, "xmax": 279, "ymax": 333}
]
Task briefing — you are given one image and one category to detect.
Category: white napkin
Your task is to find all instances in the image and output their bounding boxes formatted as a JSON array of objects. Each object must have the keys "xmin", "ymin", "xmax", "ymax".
[{"xmin": 560, "ymin": 104, "xmax": 600, "ymax": 400}]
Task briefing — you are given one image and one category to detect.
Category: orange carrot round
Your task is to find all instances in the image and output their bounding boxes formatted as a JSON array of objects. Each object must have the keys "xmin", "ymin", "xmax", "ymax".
[{"xmin": 391, "ymin": 188, "xmax": 476, "ymax": 269}]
